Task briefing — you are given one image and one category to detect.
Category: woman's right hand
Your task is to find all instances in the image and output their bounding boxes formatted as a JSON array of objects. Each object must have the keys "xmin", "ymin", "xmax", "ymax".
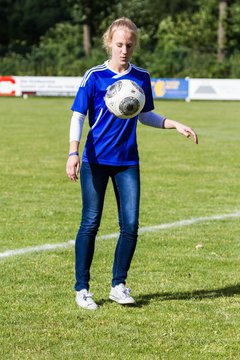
[{"xmin": 66, "ymin": 155, "xmax": 80, "ymax": 182}]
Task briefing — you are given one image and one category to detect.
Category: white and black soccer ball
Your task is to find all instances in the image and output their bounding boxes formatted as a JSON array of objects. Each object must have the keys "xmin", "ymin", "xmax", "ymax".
[{"xmin": 105, "ymin": 79, "xmax": 146, "ymax": 119}]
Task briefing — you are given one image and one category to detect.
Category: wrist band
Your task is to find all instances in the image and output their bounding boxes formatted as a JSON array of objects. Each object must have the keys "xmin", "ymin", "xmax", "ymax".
[{"xmin": 69, "ymin": 151, "xmax": 79, "ymax": 157}]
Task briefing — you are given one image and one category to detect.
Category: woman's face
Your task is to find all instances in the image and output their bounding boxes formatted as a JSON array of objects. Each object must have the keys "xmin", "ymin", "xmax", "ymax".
[{"xmin": 108, "ymin": 28, "xmax": 136, "ymax": 69}]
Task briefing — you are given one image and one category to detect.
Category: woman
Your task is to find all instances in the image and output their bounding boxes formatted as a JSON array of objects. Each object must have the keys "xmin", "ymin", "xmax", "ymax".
[{"xmin": 66, "ymin": 17, "xmax": 198, "ymax": 310}]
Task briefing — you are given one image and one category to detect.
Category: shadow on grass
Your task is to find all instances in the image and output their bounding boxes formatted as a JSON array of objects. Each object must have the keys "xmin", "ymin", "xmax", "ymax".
[{"xmin": 135, "ymin": 283, "xmax": 240, "ymax": 307}]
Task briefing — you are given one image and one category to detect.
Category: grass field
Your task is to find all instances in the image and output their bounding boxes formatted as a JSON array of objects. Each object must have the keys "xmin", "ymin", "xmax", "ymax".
[{"xmin": 0, "ymin": 97, "xmax": 240, "ymax": 359}]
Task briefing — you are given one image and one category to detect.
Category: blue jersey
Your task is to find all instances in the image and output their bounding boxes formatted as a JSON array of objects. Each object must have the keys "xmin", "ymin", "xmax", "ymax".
[{"xmin": 71, "ymin": 62, "xmax": 154, "ymax": 165}]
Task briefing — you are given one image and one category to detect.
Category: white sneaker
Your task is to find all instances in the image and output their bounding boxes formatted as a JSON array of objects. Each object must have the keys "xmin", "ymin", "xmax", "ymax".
[
  {"xmin": 109, "ymin": 283, "xmax": 136, "ymax": 305},
  {"xmin": 76, "ymin": 289, "xmax": 98, "ymax": 310}
]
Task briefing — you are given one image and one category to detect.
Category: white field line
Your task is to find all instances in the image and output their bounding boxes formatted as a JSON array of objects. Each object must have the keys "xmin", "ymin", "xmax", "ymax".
[{"xmin": 0, "ymin": 211, "xmax": 240, "ymax": 260}]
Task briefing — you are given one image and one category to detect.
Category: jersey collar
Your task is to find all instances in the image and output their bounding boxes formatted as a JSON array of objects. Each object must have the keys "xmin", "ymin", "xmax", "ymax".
[{"xmin": 105, "ymin": 61, "xmax": 132, "ymax": 78}]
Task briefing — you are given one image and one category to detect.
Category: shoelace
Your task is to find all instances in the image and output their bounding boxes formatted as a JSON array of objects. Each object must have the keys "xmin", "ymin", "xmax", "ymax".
[
  {"xmin": 83, "ymin": 292, "xmax": 94, "ymax": 301},
  {"xmin": 121, "ymin": 286, "xmax": 131, "ymax": 297}
]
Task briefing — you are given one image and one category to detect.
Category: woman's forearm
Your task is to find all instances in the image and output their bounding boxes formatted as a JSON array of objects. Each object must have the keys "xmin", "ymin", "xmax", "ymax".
[
  {"xmin": 69, "ymin": 140, "xmax": 80, "ymax": 154},
  {"xmin": 163, "ymin": 118, "xmax": 178, "ymax": 129}
]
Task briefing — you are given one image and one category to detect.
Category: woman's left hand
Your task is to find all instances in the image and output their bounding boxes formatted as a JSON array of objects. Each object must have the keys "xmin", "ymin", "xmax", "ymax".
[
  {"xmin": 175, "ymin": 123, "xmax": 198, "ymax": 144},
  {"xmin": 164, "ymin": 118, "xmax": 198, "ymax": 144}
]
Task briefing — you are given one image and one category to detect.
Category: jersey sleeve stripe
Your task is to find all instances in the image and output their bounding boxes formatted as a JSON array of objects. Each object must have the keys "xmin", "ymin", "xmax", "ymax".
[
  {"xmin": 80, "ymin": 64, "xmax": 108, "ymax": 87},
  {"xmin": 131, "ymin": 64, "xmax": 150, "ymax": 75}
]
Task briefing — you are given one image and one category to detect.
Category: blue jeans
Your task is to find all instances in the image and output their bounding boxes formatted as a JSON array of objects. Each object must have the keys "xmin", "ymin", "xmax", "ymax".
[{"xmin": 75, "ymin": 162, "xmax": 140, "ymax": 291}]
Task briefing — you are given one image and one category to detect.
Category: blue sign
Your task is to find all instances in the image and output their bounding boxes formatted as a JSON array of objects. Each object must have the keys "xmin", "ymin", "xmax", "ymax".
[{"xmin": 151, "ymin": 78, "xmax": 189, "ymax": 99}]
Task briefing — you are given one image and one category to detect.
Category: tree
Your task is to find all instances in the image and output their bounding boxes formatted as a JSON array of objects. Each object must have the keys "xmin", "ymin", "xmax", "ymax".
[
  {"xmin": 71, "ymin": 0, "xmax": 120, "ymax": 58},
  {"xmin": 83, "ymin": 1, "xmax": 92, "ymax": 57},
  {"xmin": 1, "ymin": 0, "xmax": 240, "ymax": 77},
  {"xmin": 0, "ymin": 0, "xmax": 73, "ymax": 55},
  {"xmin": 217, "ymin": 0, "xmax": 228, "ymax": 62},
  {"xmin": 0, "ymin": 0, "xmax": 12, "ymax": 55}
]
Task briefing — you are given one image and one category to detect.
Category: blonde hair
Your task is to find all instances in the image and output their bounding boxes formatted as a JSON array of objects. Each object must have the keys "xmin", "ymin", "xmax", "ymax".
[{"xmin": 103, "ymin": 17, "xmax": 138, "ymax": 53}]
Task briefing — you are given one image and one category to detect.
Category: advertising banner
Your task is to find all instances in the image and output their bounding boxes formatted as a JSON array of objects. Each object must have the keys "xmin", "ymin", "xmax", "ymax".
[
  {"xmin": 15, "ymin": 76, "xmax": 81, "ymax": 96},
  {"xmin": 189, "ymin": 79, "xmax": 240, "ymax": 100},
  {"xmin": 151, "ymin": 78, "xmax": 189, "ymax": 99},
  {"xmin": 0, "ymin": 76, "xmax": 21, "ymax": 96},
  {"xmin": 0, "ymin": 76, "xmax": 81, "ymax": 97},
  {"xmin": 1, "ymin": 76, "xmax": 240, "ymax": 101}
]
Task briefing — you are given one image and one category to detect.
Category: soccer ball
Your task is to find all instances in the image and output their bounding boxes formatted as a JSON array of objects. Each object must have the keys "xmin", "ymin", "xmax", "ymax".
[{"xmin": 105, "ymin": 79, "xmax": 145, "ymax": 119}]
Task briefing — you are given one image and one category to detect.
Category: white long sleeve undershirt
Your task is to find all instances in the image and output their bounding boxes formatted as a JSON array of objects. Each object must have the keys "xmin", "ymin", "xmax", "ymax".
[{"xmin": 69, "ymin": 111, "xmax": 86, "ymax": 142}]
